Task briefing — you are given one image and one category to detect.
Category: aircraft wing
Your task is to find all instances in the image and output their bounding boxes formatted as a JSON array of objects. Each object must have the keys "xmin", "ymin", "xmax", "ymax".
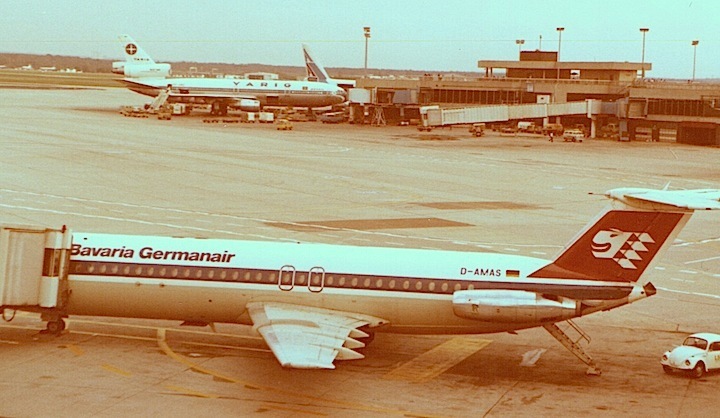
[
  {"xmin": 618, "ymin": 189, "xmax": 720, "ymax": 210},
  {"xmin": 247, "ymin": 302, "xmax": 387, "ymax": 369}
]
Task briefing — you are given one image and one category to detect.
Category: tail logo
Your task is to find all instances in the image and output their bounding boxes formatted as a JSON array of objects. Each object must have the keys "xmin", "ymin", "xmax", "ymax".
[
  {"xmin": 591, "ymin": 229, "xmax": 655, "ymax": 269},
  {"xmin": 125, "ymin": 43, "xmax": 138, "ymax": 56}
]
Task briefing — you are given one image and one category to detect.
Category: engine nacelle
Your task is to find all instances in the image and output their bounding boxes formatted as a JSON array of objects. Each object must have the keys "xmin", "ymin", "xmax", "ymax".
[
  {"xmin": 232, "ymin": 98, "xmax": 261, "ymax": 112},
  {"xmin": 452, "ymin": 290, "xmax": 580, "ymax": 323},
  {"xmin": 112, "ymin": 62, "xmax": 171, "ymax": 78}
]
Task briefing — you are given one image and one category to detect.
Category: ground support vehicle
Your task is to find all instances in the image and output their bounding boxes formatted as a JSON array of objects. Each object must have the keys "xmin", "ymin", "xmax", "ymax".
[{"xmin": 661, "ymin": 333, "xmax": 720, "ymax": 378}]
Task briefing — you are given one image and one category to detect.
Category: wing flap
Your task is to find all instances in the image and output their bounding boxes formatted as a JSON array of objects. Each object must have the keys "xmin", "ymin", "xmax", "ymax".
[{"xmin": 247, "ymin": 302, "xmax": 387, "ymax": 369}]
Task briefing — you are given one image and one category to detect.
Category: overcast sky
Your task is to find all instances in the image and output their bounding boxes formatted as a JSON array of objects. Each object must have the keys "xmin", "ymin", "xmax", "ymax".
[{"xmin": 0, "ymin": 0, "xmax": 717, "ymax": 79}]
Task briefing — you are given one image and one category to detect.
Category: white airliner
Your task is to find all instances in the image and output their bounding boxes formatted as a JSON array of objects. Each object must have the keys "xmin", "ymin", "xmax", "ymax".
[
  {"xmin": 112, "ymin": 35, "xmax": 347, "ymax": 114},
  {"xmin": 7, "ymin": 187, "xmax": 720, "ymax": 374},
  {"xmin": 302, "ymin": 44, "xmax": 355, "ymax": 90}
]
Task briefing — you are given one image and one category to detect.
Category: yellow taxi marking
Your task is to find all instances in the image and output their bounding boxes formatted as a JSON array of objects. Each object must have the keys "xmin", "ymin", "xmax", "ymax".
[
  {"xmin": 164, "ymin": 385, "xmax": 219, "ymax": 399},
  {"xmin": 384, "ymin": 337, "xmax": 492, "ymax": 383},
  {"xmin": 260, "ymin": 405, "xmax": 328, "ymax": 416},
  {"xmin": 101, "ymin": 364, "xmax": 132, "ymax": 377},
  {"xmin": 65, "ymin": 344, "xmax": 84, "ymax": 356},
  {"xmin": 155, "ymin": 328, "xmax": 439, "ymax": 417}
]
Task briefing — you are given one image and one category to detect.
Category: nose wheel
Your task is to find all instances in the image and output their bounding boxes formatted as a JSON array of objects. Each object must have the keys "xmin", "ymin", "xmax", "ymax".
[{"xmin": 44, "ymin": 318, "xmax": 66, "ymax": 334}]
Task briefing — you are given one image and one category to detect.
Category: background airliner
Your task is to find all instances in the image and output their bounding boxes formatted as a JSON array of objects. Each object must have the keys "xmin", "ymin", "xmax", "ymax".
[
  {"xmin": 5, "ymin": 187, "xmax": 717, "ymax": 375},
  {"xmin": 112, "ymin": 35, "xmax": 347, "ymax": 115}
]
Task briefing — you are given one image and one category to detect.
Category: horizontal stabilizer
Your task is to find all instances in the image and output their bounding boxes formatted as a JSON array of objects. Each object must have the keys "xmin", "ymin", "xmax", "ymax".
[{"xmin": 606, "ymin": 188, "xmax": 720, "ymax": 211}]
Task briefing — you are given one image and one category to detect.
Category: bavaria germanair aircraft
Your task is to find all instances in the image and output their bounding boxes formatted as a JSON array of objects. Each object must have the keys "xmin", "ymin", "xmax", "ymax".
[
  {"xmin": 2, "ymin": 187, "xmax": 720, "ymax": 375},
  {"xmin": 112, "ymin": 35, "xmax": 347, "ymax": 115}
]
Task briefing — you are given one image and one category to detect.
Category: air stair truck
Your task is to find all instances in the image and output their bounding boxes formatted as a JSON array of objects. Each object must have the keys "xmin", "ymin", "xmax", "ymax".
[{"xmin": 0, "ymin": 225, "xmax": 72, "ymax": 333}]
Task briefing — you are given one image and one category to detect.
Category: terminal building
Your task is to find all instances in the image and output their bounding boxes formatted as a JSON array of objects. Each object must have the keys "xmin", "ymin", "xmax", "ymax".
[{"xmin": 353, "ymin": 50, "xmax": 720, "ymax": 146}]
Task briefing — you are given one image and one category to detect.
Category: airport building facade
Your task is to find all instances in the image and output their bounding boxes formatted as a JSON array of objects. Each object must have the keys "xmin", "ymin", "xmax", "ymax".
[{"xmin": 355, "ymin": 50, "xmax": 720, "ymax": 145}]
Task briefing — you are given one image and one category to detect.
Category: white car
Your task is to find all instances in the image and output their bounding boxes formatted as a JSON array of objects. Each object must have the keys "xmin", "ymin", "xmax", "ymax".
[
  {"xmin": 661, "ymin": 333, "xmax": 720, "ymax": 378},
  {"xmin": 563, "ymin": 129, "xmax": 584, "ymax": 142}
]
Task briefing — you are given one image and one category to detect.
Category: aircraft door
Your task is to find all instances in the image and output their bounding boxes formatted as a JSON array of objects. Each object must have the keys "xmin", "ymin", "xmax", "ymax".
[
  {"xmin": 308, "ymin": 267, "xmax": 325, "ymax": 293},
  {"xmin": 278, "ymin": 265, "xmax": 295, "ymax": 291}
]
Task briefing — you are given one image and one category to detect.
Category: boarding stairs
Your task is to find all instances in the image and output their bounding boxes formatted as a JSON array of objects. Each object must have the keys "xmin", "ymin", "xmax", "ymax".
[
  {"xmin": 148, "ymin": 86, "xmax": 172, "ymax": 111},
  {"xmin": 543, "ymin": 320, "xmax": 601, "ymax": 376}
]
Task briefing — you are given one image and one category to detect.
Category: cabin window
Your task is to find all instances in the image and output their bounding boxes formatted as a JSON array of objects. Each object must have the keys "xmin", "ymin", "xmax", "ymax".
[
  {"xmin": 351, "ymin": 277, "xmax": 359, "ymax": 287},
  {"xmin": 363, "ymin": 278, "xmax": 371, "ymax": 288},
  {"xmin": 389, "ymin": 279, "xmax": 396, "ymax": 289},
  {"xmin": 415, "ymin": 281, "xmax": 423, "ymax": 291},
  {"xmin": 403, "ymin": 280, "xmax": 410, "ymax": 290},
  {"xmin": 326, "ymin": 275, "xmax": 334, "ymax": 286},
  {"xmin": 428, "ymin": 282, "xmax": 436, "ymax": 292},
  {"xmin": 441, "ymin": 282, "xmax": 449, "ymax": 292},
  {"xmin": 376, "ymin": 279, "xmax": 383, "ymax": 288},
  {"xmin": 297, "ymin": 274, "xmax": 307, "ymax": 285}
]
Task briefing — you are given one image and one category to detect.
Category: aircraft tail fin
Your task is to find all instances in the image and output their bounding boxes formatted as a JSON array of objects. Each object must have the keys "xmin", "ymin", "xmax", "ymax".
[
  {"xmin": 303, "ymin": 44, "xmax": 332, "ymax": 84},
  {"xmin": 118, "ymin": 34, "xmax": 156, "ymax": 64},
  {"xmin": 529, "ymin": 188, "xmax": 720, "ymax": 283}
]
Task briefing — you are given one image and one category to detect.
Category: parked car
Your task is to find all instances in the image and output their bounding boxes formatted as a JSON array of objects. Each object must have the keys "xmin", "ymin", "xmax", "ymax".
[
  {"xmin": 319, "ymin": 111, "xmax": 347, "ymax": 124},
  {"xmin": 661, "ymin": 333, "xmax": 720, "ymax": 378},
  {"xmin": 563, "ymin": 129, "xmax": 585, "ymax": 142},
  {"xmin": 276, "ymin": 119, "xmax": 293, "ymax": 130}
]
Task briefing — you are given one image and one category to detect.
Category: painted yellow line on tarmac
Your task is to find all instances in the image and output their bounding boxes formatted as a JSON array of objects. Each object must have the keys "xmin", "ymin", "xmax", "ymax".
[
  {"xmin": 384, "ymin": 337, "xmax": 492, "ymax": 383},
  {"xmin": 164, "ymin": 385, "xmax": 219, "ymax": 399},
  {"xmin": 64, "ymin": 344, "xmax": 84, "ymax": 356},
  {"xmin": 260, "ymin": 404, "xmax": 328, "ymax": 416},
  {"xmin": 155, "ymin": 328, "xmax": 441, "ymax": 417},
  {"xmin": 102, "ymin": 364, "xmax": 132, "ymax": 377}
]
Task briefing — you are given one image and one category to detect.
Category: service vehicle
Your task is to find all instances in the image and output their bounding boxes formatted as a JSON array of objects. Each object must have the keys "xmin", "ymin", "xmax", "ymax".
[
  {"xmin": 319, "ymin": 111, "xmax": 347, "ymax": 124},
  {"xmin": 661, "ymin": 333, "xmax": 720, "ymax": 378},
  {"xmin": 469, "ymin": 123, "xmax": 485, "ymax": 137},
  {"xmin": 276, "ymin": 119, "xmax": 293, "ymax": 130},
  {"xmin": 563, "ymin": 129, "xmax": 585, "ymax": 142},
  {"xmin": 542, "ymin": 123, "xmax": 564, "ymax": 136}
]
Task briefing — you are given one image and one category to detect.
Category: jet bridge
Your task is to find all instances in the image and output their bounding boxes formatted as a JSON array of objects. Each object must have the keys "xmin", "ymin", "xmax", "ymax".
[
  {"xmin": 420, "ymin": 99, "xmax": 616, "ymax": 134},
  {"xmin": 0, "ymin": 225, "xmax": 72, "ymax": 332}
]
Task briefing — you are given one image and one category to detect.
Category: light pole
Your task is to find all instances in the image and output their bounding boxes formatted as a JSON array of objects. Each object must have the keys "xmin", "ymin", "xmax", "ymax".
[
  {"xmin": 363, "ymin": 26, "xmax": 371, "ymax": 76},
  {"xmin": 515, "ymin": 39, "xmax": 525, "ymax": 57},
  {"xmin": 692, "ymin": 40, "xmax": 699, "ymax": 81},
  {"xmin": 640, "ymin": 28, "xmax": 649, "ymax": 78},
  {"xmin": 556, "ymin": 27, "xmax": 564, "ymax": 79}
]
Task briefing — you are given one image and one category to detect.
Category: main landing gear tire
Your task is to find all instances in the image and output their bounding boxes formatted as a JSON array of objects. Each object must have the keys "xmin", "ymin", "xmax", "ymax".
[{"xmin": 45, "ymin": 319, "xmax": 66, "ymax": 334}]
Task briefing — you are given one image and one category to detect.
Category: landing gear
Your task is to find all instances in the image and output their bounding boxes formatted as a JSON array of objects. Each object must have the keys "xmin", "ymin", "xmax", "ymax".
[{"xmin": 46, "ymin": 319, "xmax": 66, "ymax": 334}]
